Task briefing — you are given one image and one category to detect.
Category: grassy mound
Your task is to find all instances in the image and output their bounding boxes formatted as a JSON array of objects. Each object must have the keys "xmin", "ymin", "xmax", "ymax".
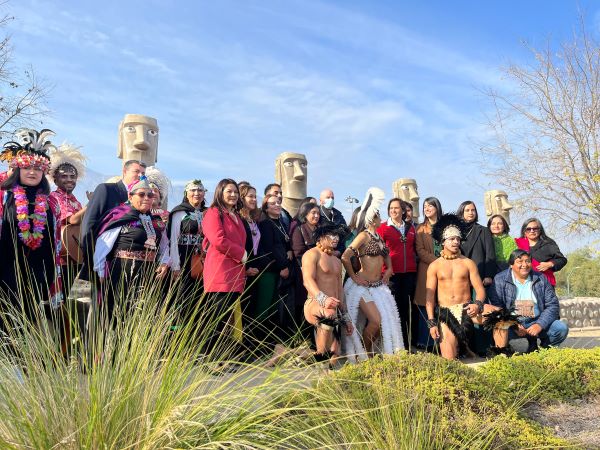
[{"xmin": 280, "ymin": 350, "xmax": 600, "ymax": 448}]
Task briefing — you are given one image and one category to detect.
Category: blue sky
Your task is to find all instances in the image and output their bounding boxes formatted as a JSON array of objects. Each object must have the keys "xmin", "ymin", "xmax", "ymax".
[{"xmin": 3, "ymin": 0, "xmax": 598, "ymax": 248}]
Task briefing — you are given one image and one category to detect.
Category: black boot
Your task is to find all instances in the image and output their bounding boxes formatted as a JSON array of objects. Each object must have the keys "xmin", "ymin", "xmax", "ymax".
[{"xmin": 525, "ymin": 337, "xmax": 539, "ymax": 353}]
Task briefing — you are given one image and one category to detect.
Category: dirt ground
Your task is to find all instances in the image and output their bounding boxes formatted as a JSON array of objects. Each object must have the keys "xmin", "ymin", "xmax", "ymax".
[{"xmin": 524, "ymin": 397, "xmax": 600, "ymax": 449}]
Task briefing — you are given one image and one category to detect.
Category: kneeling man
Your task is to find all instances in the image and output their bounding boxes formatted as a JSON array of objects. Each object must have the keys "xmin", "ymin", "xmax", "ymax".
[
  {"xmin": 489, "ymin": 249, "xmax": 568, "ymax": 352},
  {"xmin": 302, "ymin": 224, "xmax": 353, "ymax": 364}
]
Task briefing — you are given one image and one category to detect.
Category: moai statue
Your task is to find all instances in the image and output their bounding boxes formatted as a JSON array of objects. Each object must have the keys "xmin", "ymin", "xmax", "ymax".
[
  {"xmin": 110, "ymin": 114, "xmax": 168, "ymax": 208},
  {"xmin": 275, "ymin": 151, "xmax": 308, "ymax": 217},
  {"xmin": 392, "ymin": 178, "xmax": 420, "ymax": 223},
  {"xmin": 484, "ymin": 189, "xmax": 513, "ymax": 225},
  {"xmin": 118, "ymin": 114, "xmax": 159, "ymax": 166}
]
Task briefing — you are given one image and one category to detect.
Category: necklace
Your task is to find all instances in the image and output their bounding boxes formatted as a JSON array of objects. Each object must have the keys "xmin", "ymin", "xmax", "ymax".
[
  {"xmin": 316, "ymin": 241, "xmax": 333, "ymax": 255},
  {"xmin": 248, "ymin": 219, "xmax": 258, "ymax": 236},
  {"xmin": 366, "ymin": 229, "xmax": 381, "ymax": 241},
  {"xmin": 441, "ymin": 249, "xmax": 460, "ymax": 260},
  {"xmin": 13, "ymin": 185, "xmax": 48, "ymax": 250},
  {"xmin": 139, "ymin": 213, "xmax": 157, "ymax": 250},
  {"xmin": 270, "ymin": 218, "xmax": 289, "ymax": 242}
]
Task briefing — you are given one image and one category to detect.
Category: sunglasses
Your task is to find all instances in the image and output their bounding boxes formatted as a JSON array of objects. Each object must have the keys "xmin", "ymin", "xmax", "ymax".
[
  {"xmin": 132, "ymin": 191, "xmax": 156, "ymax": 199},
  {"xmin": 525, "ymin": 227, "xmax": 540, "ymax": 232}
]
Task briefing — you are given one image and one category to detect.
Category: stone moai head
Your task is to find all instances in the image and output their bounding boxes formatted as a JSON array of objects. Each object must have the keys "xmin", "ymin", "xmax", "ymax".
[
  {"xmin": 484, "ymin": 189, "xmax": 513, "ymax": 225},
  {"xmin": 117, "ymin": 114, "xmax": 159, "ymax": 166},
  {"xmin": 392, "ymin": 178, "xmax": 420, "ymax": 222},
  {"xmin": 275, "ymin": 151, "xmax": 308, "ymax": 200}
]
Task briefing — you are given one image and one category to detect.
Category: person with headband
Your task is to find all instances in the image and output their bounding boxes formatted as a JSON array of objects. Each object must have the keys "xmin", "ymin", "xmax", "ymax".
[
  {"xmin": 341, "ymin": 187, "xmax": 404, "ymax": 361},
  {"xmin": 302, "ymin": 223, "xmax": 353, "ymax": 367},
  {"xmin": 167, "ymin": 179, "xmax": 207, "ymax": 325},
  {"xmin": 93, "ymin": 177, "xmax": 170, "ymax": 325},
  {"xmin": 0, "ymin": 130, "xmax": 64, "ymax": 331},
  {"xmin": 425, "ymin": 213, "xmax": 497, "ymax": 360}
]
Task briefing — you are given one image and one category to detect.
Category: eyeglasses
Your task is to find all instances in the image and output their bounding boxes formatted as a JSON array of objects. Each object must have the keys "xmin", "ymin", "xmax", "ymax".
[
  {"xmin": 132, "ymin": 192, "xmax": 156, "ymax": 199},
  {"xmin": 525, "ymin": 227, "xmax": 540, "ymax": 232}
]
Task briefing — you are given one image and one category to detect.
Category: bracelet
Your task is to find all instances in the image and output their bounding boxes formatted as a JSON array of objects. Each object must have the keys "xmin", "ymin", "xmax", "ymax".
[
  {"xmin": 341, "ymin": 312, "xmax": 351, "ymax": 324},
  {"xmin": 316, "ymin": 291, "xmax": 328, "ymax": 308},
  {"xmin": 426, "ymin": 318, "xmax": 438, "ymax": 329},
  {"xmin": 472, "ymin": 300, "xmax": 485, "ymax": 314}
]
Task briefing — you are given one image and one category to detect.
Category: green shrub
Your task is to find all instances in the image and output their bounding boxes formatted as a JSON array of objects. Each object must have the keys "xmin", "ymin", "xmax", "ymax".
[
  {"xmin": 279, "ymin": 352, "xmax": 578, "ymax": 449},
  {"xmin": 479, "ymin": 347, "xmax": 600, "ymax": 402}
]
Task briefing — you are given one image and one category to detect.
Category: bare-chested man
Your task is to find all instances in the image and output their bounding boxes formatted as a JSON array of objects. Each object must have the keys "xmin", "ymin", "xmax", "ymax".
[
  {"xmin": 425, "ymin": 214, "xmax": 493, "ymax": 360},
  {"xmin": 302, "ymin": 224, "xmax": 353, "ymax": 364}
]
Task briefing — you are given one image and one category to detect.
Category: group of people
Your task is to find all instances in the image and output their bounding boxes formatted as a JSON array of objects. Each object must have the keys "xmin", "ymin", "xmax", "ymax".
[{"xmin": 0, "ymin": 128, "xmax": 570, "ymax": 366}]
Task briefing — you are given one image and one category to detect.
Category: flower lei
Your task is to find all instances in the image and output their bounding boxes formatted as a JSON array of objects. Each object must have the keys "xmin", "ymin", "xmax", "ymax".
[{"xmin": 13, "ymin": 185, "xmax": 48, "ymax": 250}]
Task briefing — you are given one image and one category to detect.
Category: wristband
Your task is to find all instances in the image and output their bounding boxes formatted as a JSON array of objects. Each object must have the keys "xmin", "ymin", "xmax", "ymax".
[
  {"xmin": 474, "ymin": 300, "xmax": 485, "ymax": 313},
  {"xmin": 426, "ymin": 318, "xmax": 438, "ymax": 329},
  {"xmin": 316, "ymin": 291, "xmax": 328, "ymax": 308},
  {"xmin": 341, "ymin": 312, "xmax": 351, "ymax": 324}
]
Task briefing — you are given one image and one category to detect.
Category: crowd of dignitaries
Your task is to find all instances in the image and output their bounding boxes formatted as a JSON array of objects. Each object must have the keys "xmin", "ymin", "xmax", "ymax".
[{"xmin": 0, "ymin": 129, "xmax": 570, "ymax": 364}]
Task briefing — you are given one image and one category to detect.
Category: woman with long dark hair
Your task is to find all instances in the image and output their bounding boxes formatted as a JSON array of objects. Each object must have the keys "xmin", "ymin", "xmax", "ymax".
[
  {"xmin": 0, "ymin": 134, "xmax": 63, "ymax": 331},
  {"xmin": 202, "ymin": 178, "xmax": 247, "ymax": 353},
  {"xmin": 516, "ymin": 218, "xmax": 567, "ymax": 287},
  {"xmin": 414, "ymin": 196, "xmax": 442, "ymax": 349},
  {"xmin": 457, "ymin": 200, "xmax": 497, "ymax": 285},
  {"xmin": 487, "ymin": 214, "xmax": 517, "ymax": 272},
  {"xmin": 255, "ymin": 193, "xmax": 295, "ymax": 359}
]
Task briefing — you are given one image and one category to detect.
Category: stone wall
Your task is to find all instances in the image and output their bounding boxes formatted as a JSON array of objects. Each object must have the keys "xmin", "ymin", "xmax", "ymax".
[{"xmin": 560, "ymin": 297, "xmax": 600, "ymax": 329}]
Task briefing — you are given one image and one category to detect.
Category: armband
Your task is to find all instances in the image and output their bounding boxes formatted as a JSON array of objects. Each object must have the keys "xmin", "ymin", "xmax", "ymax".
[{"xmin": 426, "ymin": 318, "xmax": 438, "ymax": 329}]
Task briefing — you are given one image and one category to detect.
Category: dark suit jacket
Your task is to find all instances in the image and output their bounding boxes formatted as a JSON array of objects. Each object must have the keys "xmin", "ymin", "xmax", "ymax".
[
  {"xmin": 460, "ymin": 223, "xmax": 497, "ymax": 280},
  {"xmin": 81, "ymin": 181, "xmax": 128, "ymax": 268}
]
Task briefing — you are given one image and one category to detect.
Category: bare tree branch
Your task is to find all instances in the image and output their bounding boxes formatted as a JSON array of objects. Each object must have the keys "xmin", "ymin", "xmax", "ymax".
[{"xmin": 480, "ymin": 15, "xmax": 600, "ymax": 233}]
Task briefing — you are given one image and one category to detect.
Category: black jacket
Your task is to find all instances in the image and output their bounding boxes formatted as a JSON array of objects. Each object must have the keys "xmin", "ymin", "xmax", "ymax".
[
  {"xmin": 460, "ymin": 223, "xmax": 497, "ymax": 280},
  {"xmin": 528, "ymin": 237, "xmax": 568, "ymax": 272},
  {"xmin": 258, "ymin": 217, "xmax": 291, "ymax": 272},
  {"xmin": 80, "ymin": 181, "xmax": 128, "ymax": 274}
]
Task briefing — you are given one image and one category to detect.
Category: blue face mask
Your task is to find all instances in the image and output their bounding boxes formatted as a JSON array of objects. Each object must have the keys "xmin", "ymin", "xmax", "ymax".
[{"xmin": 323, "ymin": 198, "xmax": 334, "ymax": 209}]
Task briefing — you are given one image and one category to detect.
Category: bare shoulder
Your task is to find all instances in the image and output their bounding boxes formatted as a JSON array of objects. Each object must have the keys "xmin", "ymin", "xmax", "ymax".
[
  {"xmin": 428, "ymin": 257, "xmax": 442, "ymax": 271},
  {"xmin": 460, "ymin": 255, "xmax": 477, "ymax": 268},
  {"xmin": 349, "ymin": 230, "xmax": 368, "ymax": 248},
  {"xmin": 302, "ymin": 247, "xmax": 320, "ymax": 265}
]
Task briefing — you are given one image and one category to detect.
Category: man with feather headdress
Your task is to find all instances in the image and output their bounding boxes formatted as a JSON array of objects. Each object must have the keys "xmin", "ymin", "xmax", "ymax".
[{"xmin": 47, "ymin": 143, "xmax": 88, "ymax": 300}]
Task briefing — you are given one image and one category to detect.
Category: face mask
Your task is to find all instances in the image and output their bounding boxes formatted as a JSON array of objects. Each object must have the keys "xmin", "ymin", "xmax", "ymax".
[{"xmin": 323, "ymin": 198, "xmax": 334, "ymax": 209}]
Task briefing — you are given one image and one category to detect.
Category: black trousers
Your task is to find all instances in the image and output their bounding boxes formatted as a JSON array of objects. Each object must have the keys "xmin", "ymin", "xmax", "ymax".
[{"xmin": 388, "ymin": 272, "xmax": 417, "ymax": 350}]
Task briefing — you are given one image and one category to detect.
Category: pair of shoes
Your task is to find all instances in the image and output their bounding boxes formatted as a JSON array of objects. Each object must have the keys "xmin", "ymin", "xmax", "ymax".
[{"xmin": 486, "ymin": 346, "xmax": 515, "ymax": 358}]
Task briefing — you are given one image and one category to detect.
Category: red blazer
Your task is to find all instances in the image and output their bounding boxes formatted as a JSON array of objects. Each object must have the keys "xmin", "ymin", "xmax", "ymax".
[
  {"xmin": 377, "ymin": 220, "xmax": 417, "ymax": 273},
  {"xmin": 202, "ymin": 207, "xmax": 247, "ymax": 293}
]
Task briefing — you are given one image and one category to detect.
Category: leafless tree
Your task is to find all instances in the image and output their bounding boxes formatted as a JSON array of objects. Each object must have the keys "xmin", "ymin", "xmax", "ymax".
[
  {"xmin": 0, "ymin": 7, "xmax": 50, "ymax": 138},
  {"xmin": 481, "ymin": 18, "xmax": 600, "ymax": 233}
]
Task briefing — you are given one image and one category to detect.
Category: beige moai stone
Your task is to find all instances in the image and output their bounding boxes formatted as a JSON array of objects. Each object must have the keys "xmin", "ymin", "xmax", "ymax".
[
  {"xmin": 392, "ymin": 178, "xmax": 420, "ymax": 222},
  {"xmin": 118, "ymin": 114, "xmax": 159, "ymax": 166},
  {"xmin": 275, "ymin": 151, "xmax": 307, "ymax": 217},
  {"xmin": 484, "ymin": 189, "xmax": 513, "ymax": 225}
]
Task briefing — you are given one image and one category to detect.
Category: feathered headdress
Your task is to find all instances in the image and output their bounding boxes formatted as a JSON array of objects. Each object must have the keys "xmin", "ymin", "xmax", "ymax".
[
  {"xmin": 313, "ymin": 223, "xmax": 349, "ymax": 242},
  {"xmin": 145, "ymin": 166, "xmax": 171, "ymax": 201},
  {"xmin": 357, "ymin": 187, "xmax": 385, "ymax": 230},
  {"xmin": 48, "ymin": 142, "xmax": 87, "ymax": 179},
  {"xmin": 432, "ymin": 213, "xmax": 467, "ymax": 243},
  {"xmin": 0, "ymin": 128, "xmax": 56, "ymax": 173}
]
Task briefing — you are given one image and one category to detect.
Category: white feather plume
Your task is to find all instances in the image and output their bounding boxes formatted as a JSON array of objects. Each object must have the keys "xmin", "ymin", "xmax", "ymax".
[
  {"xmin": 359, "ymin": 187, "xmax": 385, "ymax": 228},
  {"xmin": 145, "ymin": 165, "xmax": 171, "ymax": 201},
  {"xmin": 48, "ymin": 142, "xmax": 87, "ymax": 179}
]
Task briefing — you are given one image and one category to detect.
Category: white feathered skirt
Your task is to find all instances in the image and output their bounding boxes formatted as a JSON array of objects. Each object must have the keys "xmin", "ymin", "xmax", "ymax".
[{"xmin": 342, "ymin": 278, "xmax": 404, "ymax": 363}]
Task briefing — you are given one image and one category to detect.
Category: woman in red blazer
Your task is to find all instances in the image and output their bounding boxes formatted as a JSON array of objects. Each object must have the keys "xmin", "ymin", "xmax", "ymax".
[{"xmin": 202, "ymin": 178, "xmax": 247, "ymax": 351}]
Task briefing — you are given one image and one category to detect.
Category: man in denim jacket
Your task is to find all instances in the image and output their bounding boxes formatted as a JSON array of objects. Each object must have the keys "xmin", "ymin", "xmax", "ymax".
[{"xmin": 489, "ymin": 249, "xmax": 568, "ymax": 352}]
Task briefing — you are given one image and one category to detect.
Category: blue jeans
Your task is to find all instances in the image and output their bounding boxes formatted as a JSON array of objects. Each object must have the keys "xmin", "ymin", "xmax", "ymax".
[{"xmin": 509, "ymin": 318, "xmax": 569, "ymax": 347}]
